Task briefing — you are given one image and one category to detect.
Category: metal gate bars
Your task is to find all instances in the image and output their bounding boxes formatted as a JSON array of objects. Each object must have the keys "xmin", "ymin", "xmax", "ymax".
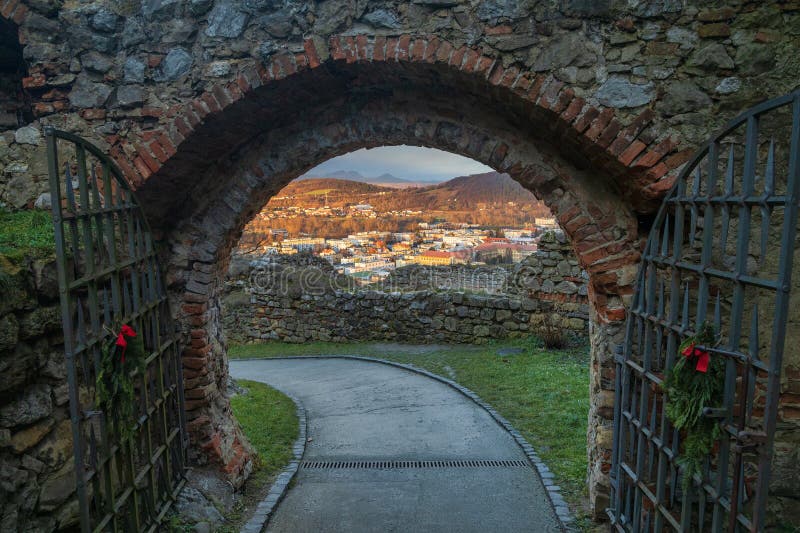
[
  {"xmin": 46, "ymin": 128, "xmax": 187, "ymax": 532},
  {"xmin": 609, "ymin": 92, "xmax": 800, "ymax": 531}
]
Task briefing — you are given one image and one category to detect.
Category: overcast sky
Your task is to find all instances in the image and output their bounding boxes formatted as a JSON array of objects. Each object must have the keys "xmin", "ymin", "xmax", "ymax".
[{"xmin": 302, "ymin": 145, "xmax": 494, "ymax": 182}]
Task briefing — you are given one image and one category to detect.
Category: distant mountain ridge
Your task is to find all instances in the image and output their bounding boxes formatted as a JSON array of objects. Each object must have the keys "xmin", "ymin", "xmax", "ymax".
[
  {"xmin": 298, "ymin": 169, "xmax": 438, "ymax": 187},
  {"xmin": 270, "ymin": 172, "xmax": 547, "ymax": 214}
]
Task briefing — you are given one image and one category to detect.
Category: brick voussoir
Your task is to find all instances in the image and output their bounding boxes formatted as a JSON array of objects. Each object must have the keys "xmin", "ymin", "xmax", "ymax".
[
  {"xmin": 631, "ymin": 137, "xmax": 676, "ymax": 169},
  {"xmin": 585, "ymin": 108, "xmax": 615, "ymax": 142},
  {"xmin": 463, "ymin": 48, "xmax": 482, "ymax": 72},
  {"xmin": 276, "ymin": 53, "xmax": 298, "ymax": 78},
  {"xmin": 475, "ymin": 55, "xmax": 496, "ymax": 78},
  {"xmin": 201, "ymin": 91, "xmax": 222, "ymax": 114},
  {"xmin": 11, "ymin": 3, "xmax": 26, "ymax": 24},
  {"xmin": 182, "ymin": 104, "xmax": 202, "ymax": 129},
  {"xmin": 538, "ymin": 78, "xmax": 564, "ymax": 110},
  {"xmin": 397, "ymin": 35, "xmax": 411, "ymax": 61},
  {"xmin": 132, "ymin": 156, "xmax": 153, "ymax": 180},
  {"xmin": 329, "ymin": 35, "xmax": 345, "ymax": 61},
  {"xmin": 487, "ymin": 62, "xmax": 505, "ymax": 85},
  {"xmin": 608, "ymin": 108, "xmax": 656, "ymax": 156},
  {"xmin": 435, "ymin": 40, "xmax": 453, "ymax": 63},
  {"xmin": 190, "ymin": 98, "xmax": 211, "ymax": 121},
  {"xmin": 663, "ymin": 148, "xmax": 694, "ymax": 170},
  {"xmin": 373, "ymin": 35, "xmax": 387, "ymax": 61},
  {"xmin": 303, "ymin": 38, "xmax": 321, "ymax": 68},
  {"xmin": 560, "ymin": 96, "xmax": 586, "ymax": 124},
  {"xmin": 573, "ymin": 106, "xmax": 600, "ymax": 133},
  {"xmin": 134, "ymin": 144, "xmax": 161, "ymax": 173},
  {"xmin": 173, "ymin": 115, "xmax": 193, "ymax": 139},
  {"xmin": 226, "ymin": 80, "xmax": 244, "ymax": 102},
  {"xmin": 342, "ymin": 36, "xmax": 356, "ymax": 63},
  {"xmin": 109, "ymin": 147, "xmax": 141, "ymax": 185},
  {"xmin": 643, "ymin": 172, "xmax": 679, "ymax": 198},
  {"xmin": 1, "ymin": 0, "xmax": 18, "ymax": 19},
  {"xmin": 551, "ymin": 87, "xmax": 574, "ymax": 114},
  {"xmin": 411, "ymin": 37, "xmax": 426, "ymax": 60},
  {"xmin": 450, "ymin": 45, "xmax": 469, "ymax": 69},
  {"xmin": 211, "ymin": 84, "xmax": 233, "ymax": 108},
  {"xmin": 385, "ymin": 36, "xmax": 399, "ymax": 61},
  {"xmin": 618, "ymin": 140, "xmax": 648, "ymax": 166},
  {"xmin": 147, "ymin": 139, "xmax": 169, "ymax": 164},
  {"xmin": 422, "ymin": 36, "xmax": 440, "ymax": 61},
  {"xmin": 511, "ymin": 72, "xmax": 534, "ymax": 95},
  {"xmin": 356, "ymin": 34, "xmax": 369, "ymax": 60},
  {"xmin": 597, "ymin": 119, "xmax": 622, "ymax": 148}
]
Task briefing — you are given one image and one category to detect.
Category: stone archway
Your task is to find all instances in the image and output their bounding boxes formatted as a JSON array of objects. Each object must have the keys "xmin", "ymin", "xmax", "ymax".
[
  {"xmin": 0, "ymin": 0, "xmax": 796, "ymax": 524},
  {"xmin": 127, "ymin": 40, "xmax": 680, "ymax": 514}
]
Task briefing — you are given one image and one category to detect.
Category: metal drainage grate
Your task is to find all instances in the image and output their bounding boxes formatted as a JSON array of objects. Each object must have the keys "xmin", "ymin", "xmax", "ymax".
[{"xmin": 301, "ymin": 459, "xmax": 530, "ymax": 469}]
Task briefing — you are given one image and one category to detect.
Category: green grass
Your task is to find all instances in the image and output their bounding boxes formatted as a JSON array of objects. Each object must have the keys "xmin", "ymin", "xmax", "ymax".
[
  {"xmin": 230, "ymin": 380, "xmax": 299, "ymax": 473},
  {"xmin": 0, "ymin": 207, "xmax": 54, "ymax": 263},
  {"xmin": 229, "ymin": 339, "xmax": 592, "ymax": 521}
]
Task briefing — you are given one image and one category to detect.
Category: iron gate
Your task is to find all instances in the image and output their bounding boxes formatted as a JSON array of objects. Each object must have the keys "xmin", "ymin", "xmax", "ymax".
[
  {"xmin": 609, "ymin": 92, "xmax": 800, "ymax": 531},
  {"xmin": 46, "ymin": 128, "xmax": 188, "ymax": 532}
]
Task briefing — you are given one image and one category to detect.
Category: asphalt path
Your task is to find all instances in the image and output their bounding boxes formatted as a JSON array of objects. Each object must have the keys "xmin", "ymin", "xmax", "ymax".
[{"xmin": 230, "ymin": 357, "xmax": 560, "ymax": 533}]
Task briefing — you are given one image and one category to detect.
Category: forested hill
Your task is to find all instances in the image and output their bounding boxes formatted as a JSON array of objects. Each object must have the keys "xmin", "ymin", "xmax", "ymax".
[{"xmin": 267, "ymin": 172, "xmax": 545, "ymax": 212}]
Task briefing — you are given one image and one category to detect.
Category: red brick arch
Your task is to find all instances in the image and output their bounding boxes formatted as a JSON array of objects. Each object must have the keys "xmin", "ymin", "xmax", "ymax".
[
  {"xmin": 115, "ymin": 33, "xmax": 689, "ymax": 505},
  {"xmin": 118, "ymin": 33, "xmax": 687, "ymax": 297},
  {"xmin": 125, "ymin": 34, "xmax": 684, "ymax": 201},
  {"xmin": 161, "ymin": 94, "xmax": 646, "ymax": 486},
  {"xmin": 0, "ymin": 0, "xmax": 27, "ymax": 23}
]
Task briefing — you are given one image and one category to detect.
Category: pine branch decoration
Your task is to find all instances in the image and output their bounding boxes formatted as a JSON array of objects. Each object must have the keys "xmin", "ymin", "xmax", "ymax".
[{"xmin": 664, "ymin": 322, "xmax": 725, "ymax": 488}]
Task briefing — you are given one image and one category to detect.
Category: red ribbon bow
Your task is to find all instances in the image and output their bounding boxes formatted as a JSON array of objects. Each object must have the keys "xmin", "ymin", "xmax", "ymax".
[
  {"xmin": 115, "ymin": 325, "xmax": 137, "ymax": 363},
  {"xmin": 681, "ymin": 342, "xmax": 710, "ymax": 373}
]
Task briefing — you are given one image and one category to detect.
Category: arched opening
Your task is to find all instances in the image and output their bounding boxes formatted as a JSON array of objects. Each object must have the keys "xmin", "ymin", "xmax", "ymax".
[
  {"xmin": 217, "ymin": 144, "xmax": 598, "ymax": 525},
  {"xmin": 225, "ymin": 146, "xmax": 575, "ymax": 335},
  {"xmin": 131, "ymin": 47, "xmax": 660, "ymax": 515}
]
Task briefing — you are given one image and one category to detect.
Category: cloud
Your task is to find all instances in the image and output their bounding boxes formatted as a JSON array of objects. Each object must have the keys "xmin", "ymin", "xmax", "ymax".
[{"xmin": 302, "ymin": 145, "xmax": 494, "ymax": 182}]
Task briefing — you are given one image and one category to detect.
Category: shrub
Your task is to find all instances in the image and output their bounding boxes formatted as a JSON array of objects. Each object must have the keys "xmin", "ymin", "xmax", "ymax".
[{"xmin": 537, "ymin": 315, "xmax": 568, "ymax": 349}]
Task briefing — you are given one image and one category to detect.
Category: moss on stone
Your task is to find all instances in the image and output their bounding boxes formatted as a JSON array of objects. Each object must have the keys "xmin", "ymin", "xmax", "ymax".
[{"xmin": 0, "ymin": 207, "xmax": 55, "ymax": 267}]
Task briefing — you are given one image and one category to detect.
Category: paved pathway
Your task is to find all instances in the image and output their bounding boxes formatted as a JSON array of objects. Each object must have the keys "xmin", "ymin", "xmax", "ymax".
[{"xmin": 230, "ymin": 358, "xmax": 560, "ymax": 532}]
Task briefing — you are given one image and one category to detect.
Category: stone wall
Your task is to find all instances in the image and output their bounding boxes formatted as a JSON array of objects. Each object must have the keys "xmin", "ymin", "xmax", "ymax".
[
  {"xmin": 380, "ymin": 264, "xmax": 513, "ymax": 294},
  {"xmin": 376, "ymin": 230, "xmax": 589, "ymax": 300},
  {"xmin": 0, "ymin": 259, "xmax": 76, "ymax": 531},
  {"xmin": 223, "ymin": 277, "xmax": 589, "ymax": 347},
  {"xmin": 507, "ymin": 230, "xmax": 589, "ymax": 300},
  {"xmin": 222, "ymin": 244, "xmax": 590, "ymax": 346}
]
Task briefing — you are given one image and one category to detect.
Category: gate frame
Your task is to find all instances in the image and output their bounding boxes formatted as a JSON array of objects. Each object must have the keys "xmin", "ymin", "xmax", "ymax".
[
  {"xmin": 46, "ymin": 127, "xmax": 188, "ymax": 532},
  {"xmin": 609, "ymin": 90, "xmax": 800, "ymax": 531}
]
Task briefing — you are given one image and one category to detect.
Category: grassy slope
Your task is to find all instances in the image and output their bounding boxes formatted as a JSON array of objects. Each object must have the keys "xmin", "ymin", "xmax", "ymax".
[
  {"xmin": 229, "ymin": 339, "xmax": 592, "ymax": 524},
  {"xmin": 230, "ymin": 380, "xmax": 299, "ymax": 474},
  {"xmin": 221, "ymin": 380, "xmax": 299, "ymax": 532}
]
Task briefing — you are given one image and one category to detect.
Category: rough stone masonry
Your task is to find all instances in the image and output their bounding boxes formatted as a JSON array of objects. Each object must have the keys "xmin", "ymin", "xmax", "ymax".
[
  {"xmin": 221, "ymin": 235, "xmax": 590, "ymax": 346},
  {"xmin": 0, "ymin": 0, "xmax": 797, "ymax": 521}
]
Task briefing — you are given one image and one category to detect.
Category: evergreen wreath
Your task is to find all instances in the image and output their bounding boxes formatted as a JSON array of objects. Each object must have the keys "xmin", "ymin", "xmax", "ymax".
[
  {"xmin": 95, "ymin": 323, "xmax": 146, "ymax": 442},
  {"xmin": 664, "ymin": 322, "xmax": 725, "ymax": 488}
]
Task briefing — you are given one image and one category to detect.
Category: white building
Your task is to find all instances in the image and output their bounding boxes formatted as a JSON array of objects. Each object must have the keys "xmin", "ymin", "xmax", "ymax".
[
  {"xmin": 326, "ymin": 239, "xmax": 353, "ymax": 251},
  {"xmin": 281, "ymin": 237, "xmax": 325, "ymax": 252},
  {"xmin": 535, "ymin": 217, "xmax": 559, "ymax": 229}
]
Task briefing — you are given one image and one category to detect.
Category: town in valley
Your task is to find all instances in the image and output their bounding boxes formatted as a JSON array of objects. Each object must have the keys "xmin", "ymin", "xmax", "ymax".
[{"xmin": 236, "ymin": 170, "xmax": 560, "ymax": 283}]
